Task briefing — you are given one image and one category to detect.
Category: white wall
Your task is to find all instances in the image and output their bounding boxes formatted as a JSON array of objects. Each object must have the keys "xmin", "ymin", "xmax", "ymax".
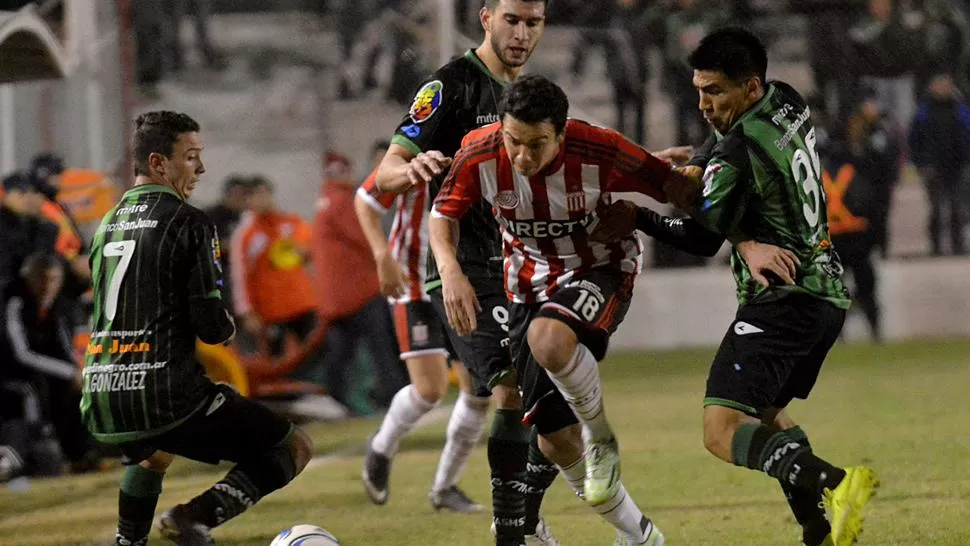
[{"xmin": 612, "ymin": 258, "xmax": 970, "ymax": 351}]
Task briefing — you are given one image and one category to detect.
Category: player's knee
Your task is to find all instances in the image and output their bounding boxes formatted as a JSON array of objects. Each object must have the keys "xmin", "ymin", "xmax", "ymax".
[
  {"xmin": 527, "ymin": 318, "xmax": 577, "ymax": 372},
  {"xmin": 491, "ymin": 380, "xmax": 522, "ymax": 410},
  {"xmin": 288, "ymin": 427, "xmax": 314, "ymax": 476},
  {"xmin": 703, "ymin": 406, "xmax": 747, "ymax": 461},
  {"xmin": 406, "ymin": 355, "xmax": 450, "ymax": 403},
  {"xmin": 139, "ymin": 450, "xmax": 175, "ymax": 472},
  {"xmin": 412, "ymin": 376, "xmax": 448, "ymax": 404}
]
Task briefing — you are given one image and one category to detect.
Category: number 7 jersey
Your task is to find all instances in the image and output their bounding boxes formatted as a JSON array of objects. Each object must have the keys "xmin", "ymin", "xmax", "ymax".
[
  {"xmin": 692, "ymin": 81, "xmax": 850, "ymax": 308},
  {"xmin": 80, "ymin": 184, "xmax": 224, "ymax": 443}
]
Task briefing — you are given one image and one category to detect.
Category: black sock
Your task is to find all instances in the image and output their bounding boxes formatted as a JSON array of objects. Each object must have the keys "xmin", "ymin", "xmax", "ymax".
[
  {"xmin": 117, "ymin": 465, "xmax": 164, "ymax": 546},
  {"xmin": 524, "ymin": 427, "xmax": 558, "ymax": 533},
  {"xmin": 732, "ymin": 423, "xmax": 846, "ymax": 494},
  {"xmin": 489, "ymin": 409, "xmax": 529, "ymax": 545},
  {"xmin": 780, "ymin": 427, "xmax": 831, "ymax": 546},
  {"xmin": 186, "ymin": 442, "xmax": 298, "ymax": 528}
]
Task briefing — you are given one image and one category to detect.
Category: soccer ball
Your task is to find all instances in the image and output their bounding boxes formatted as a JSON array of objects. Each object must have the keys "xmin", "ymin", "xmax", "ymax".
[{"xmin": 269, "ymin": 524, "xmax": 340, "ymax": 545}]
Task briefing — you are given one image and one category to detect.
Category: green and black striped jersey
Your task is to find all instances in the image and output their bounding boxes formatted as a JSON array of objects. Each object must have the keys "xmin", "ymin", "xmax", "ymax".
[
  {"xmin": 692, "ymin": 81, "xmax": 851, "ymax": 308},
  {"xmin": 80, "ymin": 184, "xmax": 225, "ymax": 443}
]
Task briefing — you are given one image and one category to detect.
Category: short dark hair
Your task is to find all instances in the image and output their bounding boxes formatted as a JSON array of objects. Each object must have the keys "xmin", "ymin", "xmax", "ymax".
[
  {"xmin": 499, "ymin": 75, "xmax": 569, "ymax": 134},
  {"xmin": 484, "ymin": 0, "xmax": 549, "ymax": 10},
  {"xmin": 132, "ymin": 111, "xmax": 200, "ymax": 177},
  {"xmin": 688, "ymin": 26, "xmax": 768, "ymax": 85},
  {"xmin": 250, "ymin": 175, "xmax": 273, "ymax": 191}
]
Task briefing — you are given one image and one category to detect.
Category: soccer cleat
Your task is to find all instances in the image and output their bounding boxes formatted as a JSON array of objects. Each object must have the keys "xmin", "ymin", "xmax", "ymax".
[
  {"xmin": 613, "ymin": 517, "xmax": 664, "ymax": 546},
  {"xmin": 525, "ymin": 517, "xmax": 561, "ymax": 546},
  {"xmin": 822, "ymin": 466, "xmax": 879, "ymax": 546},
  {"xmin": 157, "ymin": 506, "xmax": 213, "ymax": 546},
  {"xmin": 429, "ymin": 485, "xmax": 483, "ymax": 513},
  {"xmin": 362, "ymin": 435, "xmax": 391, "ymax": 505},
  {"xmin": 584, "ymin": 438, "xmax": 621, "ymax": 506}
]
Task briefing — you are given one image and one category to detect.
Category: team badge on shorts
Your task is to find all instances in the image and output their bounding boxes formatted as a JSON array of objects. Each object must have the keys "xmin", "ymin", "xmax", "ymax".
[
  {"xmin": 409, "ymin": 80, "xmax": 444, "ymax": 124},
  {"xmin": 412, "ymin": 323, "xmax": 429, "ymax": 345}
]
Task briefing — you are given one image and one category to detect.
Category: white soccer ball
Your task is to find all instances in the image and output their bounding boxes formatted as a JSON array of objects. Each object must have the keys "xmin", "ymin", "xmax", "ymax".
[{"xmin": 269, "ymin": 524, "xmax": 340, "ymax": 546}]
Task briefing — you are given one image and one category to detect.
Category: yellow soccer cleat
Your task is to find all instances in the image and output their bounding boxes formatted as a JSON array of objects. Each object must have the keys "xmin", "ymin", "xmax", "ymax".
[
  {"xmin": 584, "ymin": 438, "xmax": 621, "ymax": 506},
  {"xmin": 822, "ymin": 466, "xmax": 880, "ymax": 545}
]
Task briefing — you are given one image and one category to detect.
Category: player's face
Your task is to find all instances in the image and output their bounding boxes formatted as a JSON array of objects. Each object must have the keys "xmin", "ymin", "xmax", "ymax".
[
  {"xmin": 483, "ymin": 0, "xmax": 546, "ymax": 68},
  {"xmin": 248, "ymin": 184, "xmax": 274, "ymax": 213},
  {"xmin": 161, "ymin": 132, "xmax": 205, "ymax": 200},
  {"xmin": 27, "ymin": 266, "xmax": 64, "ymax": 307},
  {"xmin": 693, "ymin": 70, "xmax": 761, "ymax": 134},
  {"xmin": 502, "ymin": 114, "xmax": 563, "ymax": 177}
]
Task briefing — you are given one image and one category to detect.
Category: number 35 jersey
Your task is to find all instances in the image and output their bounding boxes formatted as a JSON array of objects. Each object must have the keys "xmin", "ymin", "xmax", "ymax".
[
  {"xmin": 81, "ymin": 184, "xmax": 225, "ymax": 443},
  {"xmin": 691, "ymin": 81, "xmax": 850, "ymax": 309}
]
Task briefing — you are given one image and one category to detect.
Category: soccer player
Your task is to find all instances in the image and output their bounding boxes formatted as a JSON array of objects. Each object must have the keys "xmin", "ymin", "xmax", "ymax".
[
  {"xmin": 430, "ymin": 75, "xmax": 695, "ymax": 546},
  {"xmin": 662, "ymin": 27, "xmax": 879, "ymax": 546},
  {"xmin": 81, "ymin": 111, "xmax": 314, "ymax": 546},
  {"xmin": 366, "ymin": 1, "xmax": 561, "ymax": 543},
  {"xmin": 355, "ymin": 166, "xmax": 489, "ymax": 514}
]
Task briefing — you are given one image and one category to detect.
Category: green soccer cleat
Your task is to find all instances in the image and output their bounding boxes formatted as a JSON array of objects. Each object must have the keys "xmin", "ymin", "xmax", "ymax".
[
  {"xmin": 822, "ymin": 466, "xmax": 879, "ymax": 546},
  {"xmin": 584, "ymin": 438, "xmax": 621, "ymax": 506},
  {"xmin": 818, "ymin": 533, "xmax": 835, "ymax": 546}
]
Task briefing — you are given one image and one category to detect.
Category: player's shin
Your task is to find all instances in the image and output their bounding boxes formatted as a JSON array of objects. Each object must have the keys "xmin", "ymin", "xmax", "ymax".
[
  {"xmin": 488, "ymin": 408, "xmax": 529, "ymax": 544},
  {"xmin": 778, "ymin": 426, "xmax": 831, "ymax": 546},
  {"xmin": 116, "ymin": 466, "xmax": 164, "ymax": 546},
  {"xmin": 182, "ymin": 439, "xmax": 300, "ymax": 528},
  {"xmin": 372, "ymin": 384, "xmax": 438, "ymax": 456},
  {"xmin": 543, "ymin": 343, "xmax": 612, "ymax": 443},
  {"xmin": 590, "ymin": 483, "xmax": 660, "ymax": 545},
  {"xmin": 731, "ymin": 423, "xmax": 846, "ymax": 495},
  {"xmin": 524, "ymin": 427, "xmax": 559, "ymax": 531},
  {"xmin": 432, "ymin": 392, "xmax": 489, "ymax": 494}
]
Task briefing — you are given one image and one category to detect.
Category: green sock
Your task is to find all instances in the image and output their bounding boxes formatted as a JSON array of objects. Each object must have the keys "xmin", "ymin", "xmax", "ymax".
[
  {"xmin": 117, "ymin": 465, "xmax": 164, "ymax": 545},
  {"xmin": 779, "ymin": 427, "xmax": 830, "ymax": 545},
  {"xmin": 489, "ymin": 409, "xmax": 529, "ymax": 544},
  {"xmin": 731, "ymin": 423, "xmax": 845, "ymax": 493}
]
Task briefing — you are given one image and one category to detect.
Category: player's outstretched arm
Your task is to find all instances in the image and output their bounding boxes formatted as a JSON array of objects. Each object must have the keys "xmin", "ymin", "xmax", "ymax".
[
  {"xmin": 590, "ymin": 200, "xmax": 725, "ymax": 257},
  {"xmin": 375, "ymin": 144, "xmax": 452, "ymax": 194},
  {"xmin": 354, "ymin": 192, "xmax": 406, "ymax": 298},
  {"xmin": 428, "ymin": 214, "xmax": 480, "ymax": 336}
]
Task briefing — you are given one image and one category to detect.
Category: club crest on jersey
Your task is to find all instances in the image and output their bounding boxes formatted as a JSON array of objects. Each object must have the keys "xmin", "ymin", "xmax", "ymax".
[
  {"xmin": 495, "ymin": 190, "xmax": 519, "ymax": 209},
  {"xmin": 566, "ymin": 191, "xmax": 586, "ymax": 212},
  {"xmin": 412, "ymin": 323, "xmax": 429, "ymax": 345},
  {"xmin": 409, "ymin": 80, "xmax": 444, "ymax": 124},
  {"xmin": 702, "ymin": 163, "xmax": 722, "ymax": 197}
]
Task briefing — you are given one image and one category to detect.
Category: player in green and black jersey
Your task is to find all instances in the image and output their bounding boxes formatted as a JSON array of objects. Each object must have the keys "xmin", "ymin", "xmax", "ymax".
[
  {"xmin": 662, "ymin": 28, "xmax": 878, "ymax": 546},
  {"xmin": 83, "ymin": 111, "xmax": 313, "ymax": 546}
]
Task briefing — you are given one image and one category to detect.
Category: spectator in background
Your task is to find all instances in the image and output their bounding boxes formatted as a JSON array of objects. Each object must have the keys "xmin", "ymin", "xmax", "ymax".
[
  {"xmin": 846, "ymin": 89, "xmax": 902, "ymax": 258},
  {"xmin": 663, "ymin": 0, "xmax": 730, "ymax": 146},
  {"xmin": 132, "ymin": 0, "xmax": 168, "ymax": 97},
  {"xmin": 312, "ymin": 152, "xmax": 407, "ymax": 411},
  {"xmin": 0, "ymin": 253, "xmax": 103, "ymax": 475},
  {"xmin": 168, "ymin": 0, "xmax": 224, "ymax": 71},
  {"xmin": 917, "ymin": 0, "xmax": 970, "ymax": 100},
  {"xmin": 203, "ymin": 175, "xmax": 255, "ymax": 307},
  {"xmin": 230, "ymin": 177, "xmax": 320, "ymax": 356},
  {"xmin": 0, "ymin": 172, "xmax": 56, "ymax": 295},
  {"xmin": 910, "ymin": 72, "xmax": 970, "ymax": 255}
]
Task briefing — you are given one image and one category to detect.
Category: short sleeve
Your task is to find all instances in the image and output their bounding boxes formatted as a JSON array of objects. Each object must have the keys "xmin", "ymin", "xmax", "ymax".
[
  {"xmin": 187, "ymin": 216, "xmax": 224, "ymax": 301},
  {"xmin": 390, "ymin": 76, "xmax": 459, "ymax": 156}
]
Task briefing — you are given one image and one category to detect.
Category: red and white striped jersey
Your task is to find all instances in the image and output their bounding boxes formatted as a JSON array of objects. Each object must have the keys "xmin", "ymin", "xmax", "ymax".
[
  {"xmin": 433, "ymin": 119, "xmax": 671, "ymax": 304},
  {"xmin": 357, "ymin": 168, "xmax": 430, "ymax": 303}
]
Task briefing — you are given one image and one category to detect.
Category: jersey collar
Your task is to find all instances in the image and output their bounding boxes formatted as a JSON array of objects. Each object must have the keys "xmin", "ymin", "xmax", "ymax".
[
  {"xmin": 464, "ymin": 49, "xmax": 511, "ymax": 88},
  {"xmin": 124, "ymin": 183, "xmax": 182, "ymax": 200}
]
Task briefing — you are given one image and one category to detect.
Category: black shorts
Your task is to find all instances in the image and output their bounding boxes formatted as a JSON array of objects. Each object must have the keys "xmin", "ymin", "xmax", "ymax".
[
  {"xmin": 429, "ymin": 286, "xmax": 512, "ymax": 398},
  {"xmin": 391, "ymin": 300, "xmax": 450, "ymax": 360},
  {"xmin": 511, "ymin": 269, "xmax": 635, "ymax": 435},
  {"xmin": 117, "ymin": 384, "xmax": 294, "ymax": 466},
  {"xmin": 704, "ymin": 294, "xmax": 847, "ymax": 417}
]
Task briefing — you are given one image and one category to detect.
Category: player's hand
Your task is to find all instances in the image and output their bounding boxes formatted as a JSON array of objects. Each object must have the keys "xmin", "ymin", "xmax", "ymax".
[
  {"xmin": 736, "ymin": 240, "xmax": 800, "ymax": 287},
  {"xmin": 653, "ymin": 145, "xmax": 694, "ymax": 165},
  {"xmin": 407, "ymin": 151, "xmax": 453, "ymax": 187},
  {"xmin": 441, "ymin": 271, "xmax": 480, "ymax": 336},
  {"xmin": 376, "ymin": 251, "xmax": 407, "ymax": 298},
  {"xmin": 590, "ymin": 200, "xmax": 638, "ymax": 243},
  {"xmin": 664, "ymin": 167, "xmax": 702, "ymax": 210},
  {"xmin": 242, "ymin": 312, "xmax": 264, "ymax": 337}
]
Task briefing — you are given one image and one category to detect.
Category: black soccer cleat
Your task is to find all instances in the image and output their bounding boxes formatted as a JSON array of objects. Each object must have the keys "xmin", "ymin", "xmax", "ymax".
[
  {"xmin": 362, "ymin": 435, "xmax": 391, "ymax": 505},
  {"xmin": 429, "ymin": 485, "xmax": 483, "ymax": 513},
  {"xmin": 157, "ymin": 506, "xmax": 213, "ymax": 546}
]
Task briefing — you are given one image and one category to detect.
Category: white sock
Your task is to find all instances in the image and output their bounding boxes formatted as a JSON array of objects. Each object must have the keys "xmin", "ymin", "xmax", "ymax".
[
  {"xmin": 431, "ymin": 392, "xmax": 489, "ymax": 492},
  {"xmin": 557, "ymin": 454, "xmax": 586, "ymax": 498},
  {"xmin": 546, "ymin": 344, "xmax": 613, "ymax": 442},
  {"xmin": 591, "ymin": 483, "xmax": 653, "ymax": 542},
  {"xmin": 371, "ymin": 385, "xmax": 437, "ymax": 456}
]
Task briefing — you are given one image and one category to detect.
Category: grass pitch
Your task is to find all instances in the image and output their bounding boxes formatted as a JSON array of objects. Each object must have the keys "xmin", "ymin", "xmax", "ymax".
[{"xmin": 3, "ymin": 339, "xmax": 970, "ymax": 545}]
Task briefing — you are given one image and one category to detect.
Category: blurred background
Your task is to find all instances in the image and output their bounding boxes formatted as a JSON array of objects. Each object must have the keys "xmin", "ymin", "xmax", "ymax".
[{"xmin": 1, "ymin": 0, "xmax": 969, "ymax": 486}]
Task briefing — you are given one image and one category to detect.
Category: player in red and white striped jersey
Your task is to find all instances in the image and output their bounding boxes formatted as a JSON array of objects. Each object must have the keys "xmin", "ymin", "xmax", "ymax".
[{"xmin": 430, "ymin": 76, "xmax": 713, "ymax": 546}]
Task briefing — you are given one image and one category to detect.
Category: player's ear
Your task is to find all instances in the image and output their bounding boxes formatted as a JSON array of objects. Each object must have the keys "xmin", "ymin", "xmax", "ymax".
[
  {"xmin": 148, "ymin": 152, "xmax": 166, "ymax": 176},
  {"xmin": 480, "ymin": 6, "xmax": 490, "ymax": 32}
]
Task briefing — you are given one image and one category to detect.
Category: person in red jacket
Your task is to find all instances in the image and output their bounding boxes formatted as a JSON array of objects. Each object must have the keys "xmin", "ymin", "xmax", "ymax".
[{"xmin": 312, "ymin": 152, "xmax": 407, "ymax": 410}]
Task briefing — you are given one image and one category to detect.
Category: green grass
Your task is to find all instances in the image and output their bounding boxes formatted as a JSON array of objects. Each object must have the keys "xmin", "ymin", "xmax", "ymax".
[{"xmin": 3, "ymin": 339, "xmax": 970, "ymax": 545}]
